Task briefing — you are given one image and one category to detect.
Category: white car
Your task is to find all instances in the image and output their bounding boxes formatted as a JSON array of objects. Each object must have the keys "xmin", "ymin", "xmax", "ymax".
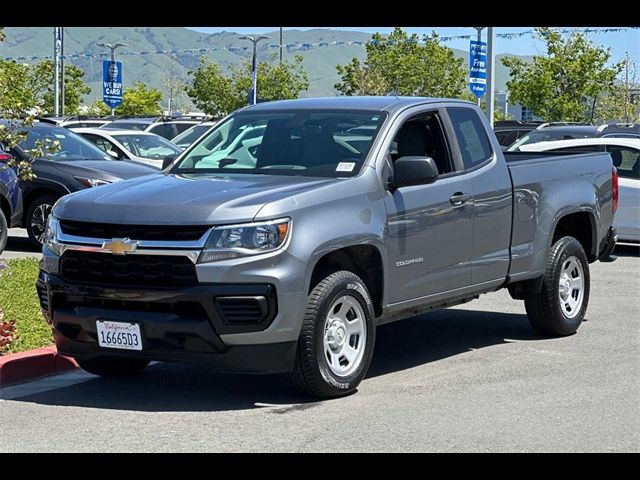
[
  {"xmin": 520, "ymin": 138, "xmax": 640, "ymax": 243},
  {"xmin": 71, "ymin": 128, "xmax": 183, "ymax": 169}
]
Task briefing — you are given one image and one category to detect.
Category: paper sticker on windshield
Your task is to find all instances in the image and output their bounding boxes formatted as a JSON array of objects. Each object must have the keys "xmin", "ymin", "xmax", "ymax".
[{"xmin": 336, "ymin": 162, "xmax": 356, "ymax": 172}]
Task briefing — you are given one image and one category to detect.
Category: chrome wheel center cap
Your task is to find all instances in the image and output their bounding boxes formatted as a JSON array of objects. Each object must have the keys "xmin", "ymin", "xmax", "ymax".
[
  {"xmin": 327, "ymin": 323, "xmax": 347, "ymax": 349},
  {"xmin": 559, "ymin": 275, "xmax": 572, "ymax": 299}
]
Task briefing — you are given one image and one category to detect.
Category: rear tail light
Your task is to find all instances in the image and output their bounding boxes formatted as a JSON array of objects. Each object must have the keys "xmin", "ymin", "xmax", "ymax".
[
  {"xmin": 0, "ymin": 153, "xmax": 12, "ymax": 163},
  {"xmin": 612, "ymin": 167, "xmax": 619, "ymax": 214}
]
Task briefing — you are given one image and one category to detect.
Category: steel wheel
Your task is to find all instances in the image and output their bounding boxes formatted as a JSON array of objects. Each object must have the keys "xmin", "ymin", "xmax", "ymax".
[
  {"xmin": 323, "ymin": 294, "xmax": 367, "ymax": 377},
  {"xmin": 558, "ymin": 255, "xmax": 585, "ymax": 319},
  {"xmin": 30, "ymin": 203, "xmax": 52, "ymax": 244}
]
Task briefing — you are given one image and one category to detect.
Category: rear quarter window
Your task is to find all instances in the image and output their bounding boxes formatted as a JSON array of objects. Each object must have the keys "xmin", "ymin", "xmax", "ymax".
[{"xmin": 448, "ymin": 107, "xmax": 493, "ymax": 169}]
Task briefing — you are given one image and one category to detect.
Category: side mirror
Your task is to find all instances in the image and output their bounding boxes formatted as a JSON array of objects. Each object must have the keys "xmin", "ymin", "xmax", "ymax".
[
  {"xmin": 391, "ymin": 156, "xmax": 439, "ymax": 188},
  {"xmin": 162, "ymin": 154, "xmax": 178, "ymax": 170},
  {"xmin": 106, "ymin": 149, "xmax": 119, "ymax": 159}
]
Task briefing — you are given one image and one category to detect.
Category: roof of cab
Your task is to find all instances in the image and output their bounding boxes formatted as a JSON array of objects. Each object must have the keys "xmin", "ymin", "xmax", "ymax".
[{"xmin": 244, "ymin": 96, "xmax": 473, "ymax": 113}]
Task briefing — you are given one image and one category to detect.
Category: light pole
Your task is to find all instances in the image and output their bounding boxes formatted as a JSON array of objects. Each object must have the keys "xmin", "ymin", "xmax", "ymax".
[
  {"xmin": 97, "ymin": 42, "xmax": 127, "ymax": 115},
  {"xmin": 473, "ymin": 27, "xmax": 485, "ymax": 107},
  {"xmin": 239, "ymin": 35, "xmax": 269, "ymax": 105}
]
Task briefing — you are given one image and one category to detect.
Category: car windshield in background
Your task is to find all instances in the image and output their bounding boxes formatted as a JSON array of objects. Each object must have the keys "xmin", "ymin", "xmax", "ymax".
[
  {"xmin": 18, "ymin": 125, "xmax": 110, "ymax": 161},
  {"xmin": 112, "ymin": 134, "xmax": 182, "ymax": 159},
  {"xmin": 174, "ymin": 110, "xmax": 386, "ymax": 177},
  {"xmin": 507, "ymin": 129, "xmax": 595, "ymax": 151},
  {"xmin": 171, "ymin": 124, "xmax": 214, "ymax": 148}
]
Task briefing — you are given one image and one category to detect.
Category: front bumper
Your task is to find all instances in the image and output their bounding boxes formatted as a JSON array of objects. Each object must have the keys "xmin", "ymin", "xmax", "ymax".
[{"xmin": 36, "ymin": 272, "xmax": 297, "ymax": 374}]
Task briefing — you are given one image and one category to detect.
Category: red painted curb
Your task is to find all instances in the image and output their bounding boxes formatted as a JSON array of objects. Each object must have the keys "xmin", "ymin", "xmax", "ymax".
[{"xmin": 0, "ymin": 345, "xmax": 78, "ymax": 387}]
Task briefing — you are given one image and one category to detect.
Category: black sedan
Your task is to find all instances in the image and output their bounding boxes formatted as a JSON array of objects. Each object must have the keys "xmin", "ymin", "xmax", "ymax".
[{"xmin": 2, "ymin": 121, "xmax": 158, "ymax": 246}]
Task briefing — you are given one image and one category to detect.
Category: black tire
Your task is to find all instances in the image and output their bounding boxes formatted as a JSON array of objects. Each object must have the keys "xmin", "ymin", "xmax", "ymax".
[
  {"xmin": 76, "ymin": 356, "xmax": 150, "ymax": 377},
  {"xmin": 0, "ymin": 207, "xmax": 7, "ymax": 254},
  {"xmin": 525, "ymin": 236, "xmax": 590, "ymax": 336},
  {"xmin": 25, "ymin": 194, "xmax": 58, "ymax": 248},
  {"xmin": 289, "ymin": 270, "xmax": 376, "ymax": 399}
]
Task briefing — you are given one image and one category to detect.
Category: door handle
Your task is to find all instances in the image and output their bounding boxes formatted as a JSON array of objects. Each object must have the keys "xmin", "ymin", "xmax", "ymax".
[{"xmin": 450, "ymin": 192, "xmax": 471, "ymax": 205}]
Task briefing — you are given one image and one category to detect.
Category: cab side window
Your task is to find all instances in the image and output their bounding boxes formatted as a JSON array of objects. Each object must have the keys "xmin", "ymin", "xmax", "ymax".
[
  {"xmin": 389, "ymin": 112, "xmax": 453, "ymax": 176},
  {"xmin": 447, "ymin": 107, "xmax": 493, "ymax": 170}
]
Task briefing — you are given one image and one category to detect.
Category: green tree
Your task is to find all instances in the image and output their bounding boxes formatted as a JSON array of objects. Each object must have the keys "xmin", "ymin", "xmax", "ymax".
[
  {"xmin": 114, "ymin": 82, "xmax": 163, "ymax": 116},
  {"xmin": 187, "ymin": 55, "xmax": 309, "ymax": 116},
  {"xmin": 335, "ymin": 28, "xmax": 467, "ymax": 98},
  {"xmin": 502, "ymin": 28, "xmax": 622, "ymax": 122},
  {"xmin": 85, "ymin": 99, "xmax": 112, "ymax": 116},
  {"xmin": 29, "ymin": 60, "xmax": 91, "ymax": 114},
  {"xmin": 594, "ymin": 53, "xmax": 639, "ymax": 123}
]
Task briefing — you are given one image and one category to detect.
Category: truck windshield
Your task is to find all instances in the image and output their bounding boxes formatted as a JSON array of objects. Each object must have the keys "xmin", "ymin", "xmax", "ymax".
[{"xmin": 173, "ymin": 110, "xmax": 386, "ymax": 177}]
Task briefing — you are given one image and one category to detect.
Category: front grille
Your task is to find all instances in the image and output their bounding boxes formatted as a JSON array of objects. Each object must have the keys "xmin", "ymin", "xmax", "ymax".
[
  {"xmin": 60, "ymin": 251, "xmax": 198, "ymax": 288},
  {"xmin": 59, "ymin": 220, "xmax": 210, "ymax": 241},
  {"xmin": 59, "ymin": 295, "xmax": 207, "ymax": 318},
  {"xmin": 36, "ymin": 284, "xmax": 49, "ymax": 311}
]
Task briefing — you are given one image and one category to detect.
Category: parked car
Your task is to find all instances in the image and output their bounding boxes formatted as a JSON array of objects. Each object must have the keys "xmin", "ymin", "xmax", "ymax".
[
  {"xmin": 39, "ymin": 97, "xmax": 616, "ymax": 398},
  {"xmin": 493, "ymin": 120, "xmax": 545, "ymax": 148},
  {"xmin": 508, "ymin": 123, "xmax": 640, "ymax": 151},
  {"xmin": 1, "ymin": 121, "xmax": 157, "ymax": 246},
  {"xmin": 170, "ymin": 121, "xmax": 219, "ymax": 149},
  {"xmin": 518, "ymin": 137, "xmax": 640, "ymax": 243},
  {"xmin": 72, "ymin": 128, "xmax": 182, "ymax": 168},
  {"xmin": 0, "ymin": 152, "xmax": 23, "ymax": 254},
  {"xmin": 38, "ymin": 115, "xmax": 113, "ymax": 129},
  {"xmin": 100, "ymin": 115, "xmax": 208, "ymax": 140}
]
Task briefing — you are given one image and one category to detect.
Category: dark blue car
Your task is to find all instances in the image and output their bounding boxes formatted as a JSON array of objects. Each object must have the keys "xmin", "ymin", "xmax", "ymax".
[{"xmin": 0, "ymin": 151, "xmax": 23, "ymax": 254}]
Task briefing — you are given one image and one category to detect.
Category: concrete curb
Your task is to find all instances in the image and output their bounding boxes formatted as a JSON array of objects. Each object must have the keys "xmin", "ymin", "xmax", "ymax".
[{"xmin": 0, "ymin": 345, "xmax": 78, "ymax": 387}]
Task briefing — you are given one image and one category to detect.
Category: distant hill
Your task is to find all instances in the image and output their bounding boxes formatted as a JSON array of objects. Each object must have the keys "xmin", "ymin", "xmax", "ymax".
[{"xmin": 0, "ymin": 27, "xmax": 524, "ymax": 110}]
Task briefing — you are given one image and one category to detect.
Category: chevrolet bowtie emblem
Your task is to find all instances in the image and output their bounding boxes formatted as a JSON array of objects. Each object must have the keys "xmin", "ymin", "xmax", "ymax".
[{"xmin": 102, "ymin": 238, "xmax": 139, "ymax": 255}]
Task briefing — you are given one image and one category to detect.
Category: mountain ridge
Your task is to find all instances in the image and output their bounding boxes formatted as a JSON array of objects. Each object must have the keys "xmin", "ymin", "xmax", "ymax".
[{"xmin": 0, "ymin": 27, "xmax": 522, "ymax": 110}]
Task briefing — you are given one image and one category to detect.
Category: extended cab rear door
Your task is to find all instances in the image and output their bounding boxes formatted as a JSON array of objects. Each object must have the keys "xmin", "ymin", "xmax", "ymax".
[{"xmin": 445, "ymin": 106, "xmax": 513, "ymax": 286}]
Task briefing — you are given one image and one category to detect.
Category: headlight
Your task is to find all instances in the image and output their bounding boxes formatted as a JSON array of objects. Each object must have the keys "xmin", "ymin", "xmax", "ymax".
[
  {"xmin": 198, "ymin": 218, "xmax": 291, "ymax": 263},
  {"xmin": 73, "ymin": 176, "xmax": 112, "ymax": 188},
  {"xmin": 44, "ymin": 216, "xmax": 64, "ymax": 256}
]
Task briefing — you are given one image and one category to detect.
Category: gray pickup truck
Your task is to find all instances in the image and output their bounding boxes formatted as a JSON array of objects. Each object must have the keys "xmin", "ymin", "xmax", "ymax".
[{"xmin": 37, "ymin": 97, "xmax": 618, "ymax": 398}]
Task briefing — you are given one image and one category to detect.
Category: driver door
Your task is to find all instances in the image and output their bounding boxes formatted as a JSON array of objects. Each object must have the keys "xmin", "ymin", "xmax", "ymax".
[{"xmin": 384, "ymin": 109, "xmax": 474, "ymax": 304}]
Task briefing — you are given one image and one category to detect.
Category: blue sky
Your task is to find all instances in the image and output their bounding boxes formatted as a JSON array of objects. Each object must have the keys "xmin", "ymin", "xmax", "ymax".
[{"xmin": 187, "ymin": 27, "xmax": 640, "ymax": 64}]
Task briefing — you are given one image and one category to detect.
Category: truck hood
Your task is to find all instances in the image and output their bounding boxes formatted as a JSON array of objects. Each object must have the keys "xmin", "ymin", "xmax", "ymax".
[{"xmin": 53, "ymin": 172, "xmax": 337, "ymax": 225}]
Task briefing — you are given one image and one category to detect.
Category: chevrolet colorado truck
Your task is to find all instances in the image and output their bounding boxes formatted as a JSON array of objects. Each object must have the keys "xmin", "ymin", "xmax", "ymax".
[{"xmin": 37, "ymin": 97, "xmax": 618, "ymax": 398}]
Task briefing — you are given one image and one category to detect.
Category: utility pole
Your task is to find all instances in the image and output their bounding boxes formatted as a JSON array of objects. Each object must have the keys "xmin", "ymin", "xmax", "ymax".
[
  {"xmin": 473, "ymin": 27, "xmax": 484, "ymax": 107},
  {"xmin": 97, "ymin": 42, "xmax": 127, "ymax": 115},
  {"xmin": 486, "ymin": 27, "xmax": 496, "ymax": 125},
  {"xmin": 279, "ymin": 27, "xmax": 283, "ymax": 64},
  {"xmin": 53, "ymin": 27, "xmax": 61, "ymax": 116},
  {"xmin": 239, "ymin": 35, "xmax": 269, "ymax": 105},
  {"xmin": 60, "ymin": 27, "xmax": 65, "ymax": 116}
]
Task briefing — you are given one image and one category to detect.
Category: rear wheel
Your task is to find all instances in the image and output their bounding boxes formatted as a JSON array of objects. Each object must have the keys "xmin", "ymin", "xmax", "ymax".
[
  {"xmin": 26, "ymin": 194, "xmax": 58, "ymax": 247},
  {"xmin": 76, "ymin": 356, "xmax": 150, "ymax": 377},
  {"xmin": 0, "ymin": 207, "xmax": 7, "ymax": 254},
  {"xmin": 289, "ymin": 270, "xmax": 376, "ymax": 398},
  {"xmin": 525, "ymin": 236, "xmax": 590, "ymax": 336}
]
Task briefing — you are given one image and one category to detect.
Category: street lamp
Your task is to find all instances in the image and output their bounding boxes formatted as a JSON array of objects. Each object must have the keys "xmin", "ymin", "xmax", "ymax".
[
  {"xmin": 97, "ymin": 42, "xmax": 127, "ymax": 63},
  {"xmin": 97, "ymin": 42, "xmax": 127, "ymax": 115},
  {"xmin": 238, "ymin": 35, "xmax": 269, "ymax": 105}
]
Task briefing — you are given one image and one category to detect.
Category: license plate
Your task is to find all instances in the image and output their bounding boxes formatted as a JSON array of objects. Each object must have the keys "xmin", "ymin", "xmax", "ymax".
[{"xmin": 96, "ymin": 321, "xmax": 142, "ymax": 351}]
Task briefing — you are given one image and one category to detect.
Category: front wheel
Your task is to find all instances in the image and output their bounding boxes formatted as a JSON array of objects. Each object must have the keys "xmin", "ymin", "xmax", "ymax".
[
  {"xmin": 26, "ymin": 194, "xmax": 58, "ymax": 248},
  {"xmin": 525, "ymin": 236, "xmax": 590, "ymax": 336},
  {"xmin": 76, "ymin": 356, "xmax": 150, "ymax": 377},
  {"xmin": 289, "ymin": 270, "xmax": 376, "ymax": 398}
]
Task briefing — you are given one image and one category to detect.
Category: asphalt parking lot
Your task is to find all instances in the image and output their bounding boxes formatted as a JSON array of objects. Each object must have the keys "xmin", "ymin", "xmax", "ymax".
[{"xmin": 1, "ymin": 243, "xmax": 638, "ymax": 452}]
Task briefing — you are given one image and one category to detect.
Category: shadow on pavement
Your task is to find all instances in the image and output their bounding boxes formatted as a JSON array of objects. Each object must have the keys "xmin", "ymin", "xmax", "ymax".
[
  {"xmin": 11, "ymin": 308, "xmax": 543, "ymax": 412},
  {"xmin": 612, "ymin": 244, "xmax": 639, "ymax": 258},
  {"xmin": 5, "ymin": 233, "xmax": 40, "ymax": 253}
]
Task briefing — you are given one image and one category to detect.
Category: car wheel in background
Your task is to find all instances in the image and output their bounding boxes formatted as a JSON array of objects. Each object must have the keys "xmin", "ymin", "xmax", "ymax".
[
  {"xmin": 0, "ymin": 207, "xmax": 8, "ymax": 254},
  {"xmin": 26, "ymin": 194, "xmax": 58, "ymax": 248}
]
